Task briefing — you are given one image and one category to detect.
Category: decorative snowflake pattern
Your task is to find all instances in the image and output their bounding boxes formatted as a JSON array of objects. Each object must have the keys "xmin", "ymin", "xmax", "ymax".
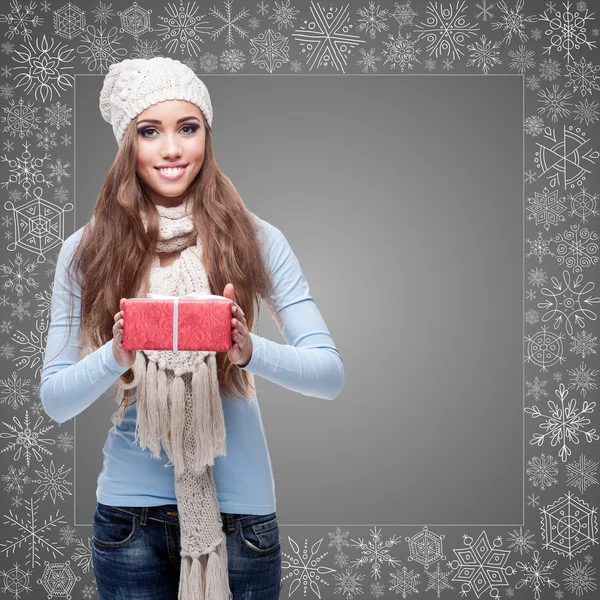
[
  {"xmin": 12, "ymin": 34, "xmax": 75, "ymax": 103},
  {"xmin": 209, "ymin": 0, "xmax": 250, "ymax": 47},
  {"xmin": 526, "ymin": 382, "xmax": 598, "ymax": 462},
  {"xmin": 292, "ymin": 1, "xmax": 364, "ymax": 72},
  {"xmin": 0, "ymin": 409, "xmax": 55, "ymax": 467},
  {"xmin": 281, "ymin": 535, "xmax": 336, "ymax": 597},
  {"xmin": 0, "ymin": 496, "xmax": 66, "ymax": 568},
  {"xmin": 0, "ymin": 0, "xmax": 43, "ymax": 43},
  {"xmin": 349, "ymin": 525, "xmax": 402, "ymax": 580},
  {"xmin": 448, "ymin": 531, "xmax": 515, "ymax": 599},
  {"xmin": 0, "ymin": 370, "xmax": 30, "ymax": 409},
  {"xmin": 0, "ymin": 2, "xmax": 597, "ymax": 598},
  {"xmin": 565, "ymin": 453, "xmax": 599, "ymax": 493},
  {"xmin": 413, "ymin": 0, "xmax": 480, "ymax": 61},
  {"xmin": 540, "ymin": 491, "xmax": 598, "ymax": 559},
  {"xmin": 156, "ymin": 0, "xmax": 211, "ymax": 56},
  {"xmin": 490, "ymin": 0, "xmax": 539, "ymax": 45},
  {"xmin": 526, "ymin": 452, "xmax": 559, "ymax": 490},
  {"xmin": 538, "ymin": 0, "xmax": 598, "ymax": 65},
  {"xmin": 553, "ymin": 223, "xmax": 599, "ymax": 273},
  {"xmin": 514, "ymin": 549, "xmax": 559, "ymax": 600}
]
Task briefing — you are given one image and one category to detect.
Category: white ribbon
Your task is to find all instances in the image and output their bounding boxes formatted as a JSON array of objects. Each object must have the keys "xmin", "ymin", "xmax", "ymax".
[{"xmin": 145, "ymin": 291, "xmax": 242, "ymax": 352}]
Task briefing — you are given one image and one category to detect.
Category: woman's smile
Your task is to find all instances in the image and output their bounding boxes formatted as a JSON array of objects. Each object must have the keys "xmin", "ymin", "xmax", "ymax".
[{"xmin": 155, "ymin": 165, "xmax": 188, "ymax": 181}]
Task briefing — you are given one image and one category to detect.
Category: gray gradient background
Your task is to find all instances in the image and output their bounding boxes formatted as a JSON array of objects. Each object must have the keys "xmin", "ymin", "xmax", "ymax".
[{"xmin": 74, "ymin": 74, "xmax": 523, "ymax": 526}]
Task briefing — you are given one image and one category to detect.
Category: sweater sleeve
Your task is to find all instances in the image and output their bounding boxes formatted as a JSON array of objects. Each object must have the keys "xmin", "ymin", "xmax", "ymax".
[
  {"xmin": 237, "ymin": 218, "xmax": 344, "ymax": 401},
  {"xmin": 40, "ymin": 231, "xmax": 130, "ymax": 424}
]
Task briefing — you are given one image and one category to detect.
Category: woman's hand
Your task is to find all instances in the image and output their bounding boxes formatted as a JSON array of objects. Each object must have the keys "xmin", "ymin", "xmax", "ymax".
[
  {"xmin": 223, "ymin": 283, "xmax": 253, "ymax": 368},
  {"xmin": 112, "ymin": 298, "xmax": 137, "ymax": 368}
]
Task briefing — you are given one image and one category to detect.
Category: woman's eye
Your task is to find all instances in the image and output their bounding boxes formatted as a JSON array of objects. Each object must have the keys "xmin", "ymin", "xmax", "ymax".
[{"xmin": 138, "ymin": 124, "xmax": 199, "ymax": 138}]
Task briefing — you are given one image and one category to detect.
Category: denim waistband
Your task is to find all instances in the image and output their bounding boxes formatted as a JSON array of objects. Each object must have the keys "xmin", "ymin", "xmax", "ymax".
[{"xmin": 99, "ymin": 503, "xmax": 260, "ymax": 529}]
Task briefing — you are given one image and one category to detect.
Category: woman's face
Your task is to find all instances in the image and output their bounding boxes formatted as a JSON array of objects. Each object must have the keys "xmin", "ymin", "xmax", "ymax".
[{"xmin": 135, "ymin": 99, "xmax": 206, "ymax": 208}]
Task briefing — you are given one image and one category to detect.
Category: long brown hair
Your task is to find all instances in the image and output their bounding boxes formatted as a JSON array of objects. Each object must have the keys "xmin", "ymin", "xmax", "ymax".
[{"xmin": 44, "ymin": 113, "xmax": 285, "ymax": 424}]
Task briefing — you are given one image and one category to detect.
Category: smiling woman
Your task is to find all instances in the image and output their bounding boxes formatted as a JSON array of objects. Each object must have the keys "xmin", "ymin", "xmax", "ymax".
[
  {"xmin": 41, "ymin": 56, "xmax": 343, "ymax": 600},
  {"xmin": 134, "ymin": 104, "xmax": 206, "ymax": 208}
]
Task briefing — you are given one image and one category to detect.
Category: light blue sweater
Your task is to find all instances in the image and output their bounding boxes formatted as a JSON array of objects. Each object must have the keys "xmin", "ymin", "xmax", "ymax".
[{"xmin": 40, "ymin": 215, "xmax": 344, "ymax": 514}]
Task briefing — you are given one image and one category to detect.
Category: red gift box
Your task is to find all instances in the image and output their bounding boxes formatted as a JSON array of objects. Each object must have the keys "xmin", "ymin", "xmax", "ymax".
[{"xmin": 121, "ymin": 292, "xmax": 236, "ymax": 352}]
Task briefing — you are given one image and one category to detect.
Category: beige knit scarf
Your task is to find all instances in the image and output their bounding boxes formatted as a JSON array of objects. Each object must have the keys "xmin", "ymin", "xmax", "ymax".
[{"xmin": 116, "ymin": 196, "xmax": 232, "ymax": 600}]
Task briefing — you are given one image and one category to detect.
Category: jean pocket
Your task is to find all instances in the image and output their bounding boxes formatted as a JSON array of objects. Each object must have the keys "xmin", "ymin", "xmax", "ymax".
[
  {"xmin": 92, "ymin": 503, "xmax": 139, "ymax": 548},
  {"xmin": 237, "ymin": 513, "xmax": 280, "ymax": 555}
]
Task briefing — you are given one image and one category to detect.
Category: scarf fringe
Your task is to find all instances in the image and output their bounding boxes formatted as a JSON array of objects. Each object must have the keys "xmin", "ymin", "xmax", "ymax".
[
  {"xmin": 193, "ymin": 354, "xmax": 227, "ymax": 472},
  {"xmin": 179, "ymin": 532, "xmax": 232, "ymax": 600}
]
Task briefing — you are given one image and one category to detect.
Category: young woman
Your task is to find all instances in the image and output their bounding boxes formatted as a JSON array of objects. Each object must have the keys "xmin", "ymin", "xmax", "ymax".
[{"xmin": 40, "ymin": 57, "xmax": 344, "ymax": 600}]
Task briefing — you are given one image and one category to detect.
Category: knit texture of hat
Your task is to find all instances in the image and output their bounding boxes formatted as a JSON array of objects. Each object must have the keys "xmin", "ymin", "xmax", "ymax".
[{"xmin": 99, "ymin": 57, "xmax": 213, "ymax": 145}]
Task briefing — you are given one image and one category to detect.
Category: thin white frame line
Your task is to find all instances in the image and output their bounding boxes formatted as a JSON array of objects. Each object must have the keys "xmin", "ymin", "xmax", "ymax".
[{"xmin": 73, "ymin": 73, "xmax": 526, "ymax": 528}]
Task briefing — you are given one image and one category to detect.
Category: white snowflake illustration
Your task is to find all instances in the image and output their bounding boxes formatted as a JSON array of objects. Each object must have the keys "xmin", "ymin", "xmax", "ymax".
[
  {"xmin": 356, "ymin": 46, "xmax": 383, "ymax": 73},
  {"xmin": 424, "ymin": 561, "xmax": 454, "ymax": 597},
  {"xmin": 448, "ymin": 531, "xmax": 515, "ymax": 598},
  {"xmin": 0, "ymin": 409, "xmax": 56, "ymax": 467},
  {"xmin": 1, "ymin": 97, "xmax": 41, "ymax": 139},
  {"xmin": 70, "ymin": 537, "xmax": 93, "ymax": 573},
  {"xmin": 220, "ymin": 47, "xmax": 246, "ymax": 72},
  {"xmin": 565, "ymin": 453, "xmax": 599, "ymax": 493},
  {"xmin": 269, "ymin": 0, "xmax": 299, "ymax": 31},
  {"xmin": 526, "ymin": 452, "xmax": 559, "ymax": 490},
  {"xmin": 537, "ymin": 84, "xmax": 574, "ymax": 123},
  {"xmin": 526, "ymin": 186, "xmax": 568, "ymax": 230},
  {"xmin": 0, "ymin": 370, "xmax": 31, "ymax": 409},
  {"xmin": 209, "ymin": 0, "xmax": 250, "ymax": 47},
  {"xmin": 76, "ymin": 25, "xmax": 128, "ymax": 73},
  {"xmin": 405, "ymin": 526, "xmax": 446, "ymax": 570},
  {"xmin": 526, "ymin": 382, "xmax": 598, "ymax": 462},
  {"xmin": 249, "ymin": 28, "xmax": 289, "ymax": 72},
  {"xmin": 56, "ymin": 430, "xmax": 74, "ymax": 452},
  {"xmin": 514, "ymin": 549, "xmax": 559, "ymax": 599},
  {"xmin": 93, "ymin": 1, "xmax": 115, "ymax": 25},
  {"xmin": 356, "ymin": 1, "xmax": 390, "ymax": 40},
  {"xmin": 562, "ymin": 556, "xmax": 598, "ymax": 595},
  {"xmin": 292, "ymin": 1, "xmax": 364, "ymax": 72},
  {"xmin": 491, "ymin": 0, "xmax": 539, "ymax": 45},
  {"xmin": 413, "ymin": 0, "xmax": 479, "ymax": 61},
  {"xmin": 538, "ymin": 0, "xmax": 597, "ymax": 64},
  {"xmin": 118, "ymin": 2, "xmax": 153, "ymax": 39},
  {"xmin": 333, "ymin": 566, "xmax": 365, "ymax": 598},
  {"xmin": 12, "ymin": 34, "xmax": 75, "ymax": 103},
  {"xmin": 0, "ymin": 561, "xmax": 33, "ymax": 598},
  {"xmin": 553, "ymin": 223, "xmax": 599, "ymax": 273},
  {"xmin": 44, "ymin": 101, "xmax": 72, "ymax": 130},
  {"xmin": 281, "ymin": 535, "xmax": 336, "ymax": 597},
  {"xmin": 540, "ymin": 492, "xmax": 599, "ymax": 559},
  {"xmin": 570, "ymin": 329, "xmax": 598, "ymax": 359},
  {"xmin": 37, "ymin": 560, "xmax": 80, "ymax": 597},
  {"xmin": 0, "ymin": 496, "xmax": 67, "ymax": 568},
  {"xmin": 58, "ymin": 524, "xmax": 78, "ymax": 546},
  {"xmin": 349, "ymin": 525, "xmax": 402, "ymax": 580},
  {"xmin": 1, "ymin": 463, "xmax": 31, "ymax": 495},
  {"xmin": 0, "ymin": 0, "xmax": 43, "ymax": 43},
  {"xmin": 537, "ymin": 269, "xmax": 600, "ymax": 337},
  {"xmin": 388, "ymin": 565, "xmax": 421, "ymax": 597},
  {"xmin": 566, "ymin": 361, "xmax": 599, "ymax": 397},
  {"xmin": 0, "ymin": 253, "xmax": 39, "ymax": 298},
  {"xmin": 0, "ymin": 141, "xmax": 52, "ymax": 197},
  {"xmin": 381, "ymin": 31, "xmax": 422, "ymax": 72},
  {"xmin": 508, "ymin": 45, "xmax": 536, "ymax": 74},
  {"xmin": 31, "ymin": 458, "xmax": 72, "ymax": 504},
  {"xmin": 505, "ymin": 525, "xmax": 536, "ymax": 556},
  {"xmin": 156, "ymin": 0, "xmax": 212, "ymax": 56},
  {"xmin": 465, "ymin": 34, "xmax": 503, "ymax": 74}
]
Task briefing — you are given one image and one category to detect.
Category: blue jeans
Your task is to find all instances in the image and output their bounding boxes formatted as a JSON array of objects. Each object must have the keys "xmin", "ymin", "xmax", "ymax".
[{"xmin": 91, "ymin": 502, "xmax": 282, "ymax": 599}]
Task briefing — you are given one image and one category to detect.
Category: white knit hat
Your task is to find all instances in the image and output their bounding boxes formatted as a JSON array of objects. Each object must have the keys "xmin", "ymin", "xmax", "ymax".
[{"xmin": 99, "ymin": 57, "xmax": 213, "ymax": 145}]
